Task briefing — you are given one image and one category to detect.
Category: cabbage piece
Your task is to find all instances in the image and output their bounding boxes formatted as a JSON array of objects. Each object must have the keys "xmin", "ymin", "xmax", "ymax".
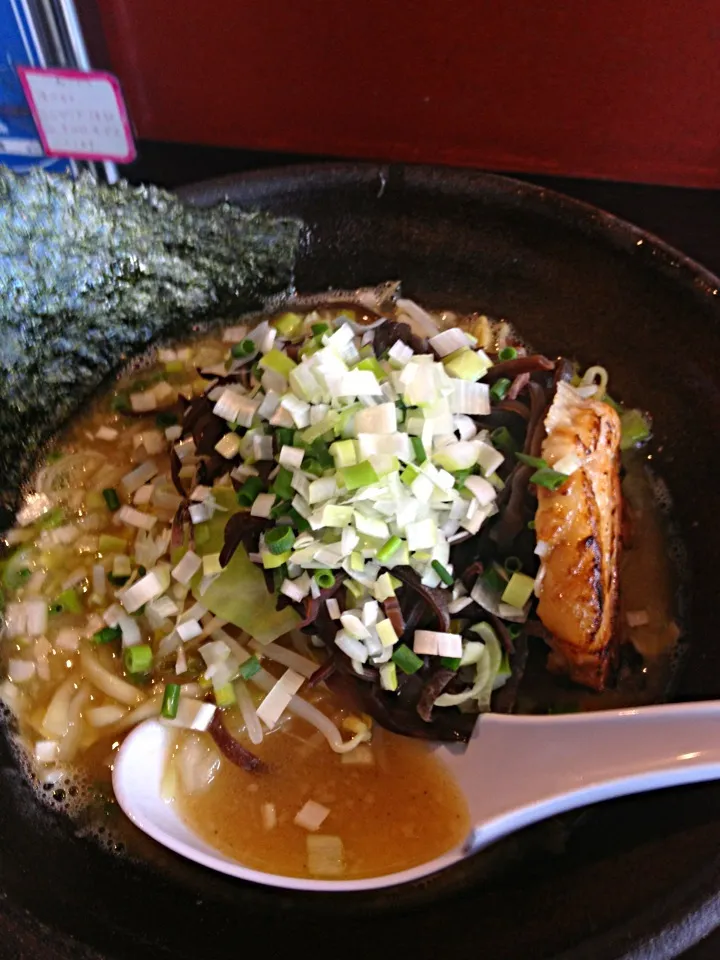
[{"xmin": 194, "ymin": 545, "xmax": 299, "ymax": 644}]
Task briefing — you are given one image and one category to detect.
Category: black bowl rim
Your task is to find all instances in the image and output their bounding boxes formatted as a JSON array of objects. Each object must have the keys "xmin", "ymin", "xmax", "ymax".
[{"xmin": 4, "ymin": 162, "xmax": 720, "ymax": 960}]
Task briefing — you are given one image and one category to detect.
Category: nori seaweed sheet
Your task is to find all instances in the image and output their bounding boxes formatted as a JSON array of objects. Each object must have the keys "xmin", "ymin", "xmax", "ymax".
[{"xmin": 0, "ymin": 170, "xmax": 302, "ymax": 512}]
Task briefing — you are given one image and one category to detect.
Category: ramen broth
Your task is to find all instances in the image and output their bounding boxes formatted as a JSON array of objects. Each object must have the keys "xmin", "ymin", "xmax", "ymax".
[{"xmin": 0, "ymin": 307, "xmax": 680, "ymax": 879}]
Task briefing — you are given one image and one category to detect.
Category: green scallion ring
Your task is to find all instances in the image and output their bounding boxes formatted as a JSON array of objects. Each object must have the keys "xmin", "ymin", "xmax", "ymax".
[
  {"xmin": 431, "ymin": 560, "xmax": 454, "ymax": 586},
  {"xmin": 265, "ymin": 525, "xmax": 295, "ymax": 555},
  {"xmin": 504, "ymin": 556, "xmax": 523, "ymax": 574},
  {"xmin": 231, "ymin": 338, "xmax": 256, "ymax": 358},
  {"xmin": 498, "ymin": 346, "xmax": 518, "ymax": 361},
  {"xmin": 161, "ymin": 683, "xmax": 181, "ymax": 719},
  {"xmin": 123, "ymin": 644, "xmax": 153, "ymax": 675},
  {"xmin": 314, "ymin": 569, "xmax": 335, "ymax": 589}
]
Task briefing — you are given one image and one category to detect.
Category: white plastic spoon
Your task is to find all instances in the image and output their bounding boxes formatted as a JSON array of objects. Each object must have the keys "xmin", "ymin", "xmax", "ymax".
[{"xmin": 113, "ymin": 701, "xmax": 720, "ymax": 892}]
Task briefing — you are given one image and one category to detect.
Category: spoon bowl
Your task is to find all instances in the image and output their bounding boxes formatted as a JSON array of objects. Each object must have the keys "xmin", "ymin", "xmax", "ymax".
[{"xmin": 113, "ymin": 700, "xmax": 720, "ymax": 891}]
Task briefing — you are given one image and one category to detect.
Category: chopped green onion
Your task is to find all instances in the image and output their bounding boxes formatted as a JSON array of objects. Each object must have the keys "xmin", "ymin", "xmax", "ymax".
[
  {"xmin": 99, "ymin": 534, "xmax": 127, "ymax": 553},
  {"xmin": 515, "ymin": 453, "xmax": 547, "ymax": 469},
  {"xmin": 259, "ymin": 348, "xmax": 297, "ymax": 378},
  {"xmin": 311, "ymin": 322, "xmax": 329, "ymax": 336},
  {"xmin": 303, "ymin": 458, "xmax": 324, "ymax": 477},
  {"xmin": 214, "ymin": 683, "xmax": 237, "ymax": 708},
  {"xmin": 504, "ymin": 556, "xmax": 522, "ymax": 574},
  {"xmin": 102, "ymin": 488, "xmax": 120, "ymax": 511},
  {"xmin": 377, "ymin": 536, "xmax": 402, "ymax": 563},
  {"xmin": 164, "ymin": 359, "xmax": 185, "ymax": 374},
  {"xmin": 440, "ymin": 656, "xmax": 462, "ymax": 671},
  {"xmin": 491, "ymin": 426, "xmax": 517, "ymax": 455},
  {"xmin": 431, "ymin": 560, "xmax": 454, "ymax": 586},
  {"xmin": 482, "ymin": 566, "xmax": 506, "ymax": 593},
  {"xmin": 124, "ymin": 644, "xmax": 153, "ymax": 675},
  {"xmin": 271, "ymin": 466, "xmax": 294, "ymax": 501},
  {"xmin": 530, "ymin": 467, "xmax": 570, "ymax": 491},
  {"xmin": 507, "ymin": 624, "xmax": 522, "ymax": 640},
  {"xmin": 55, "ymin": 588, "xmax": 83, "ymax": 614},
  {"xmin": 238, "ymin": 655, "xmax": 261, "ymax": 680},
  {"xmin": 392, "ymin": 644, "xmax": 424, "ymax": 675},
  {"xmin": 4, "ymin": 566, "xmax": 30, "ymax": 590},
  {"xmin": 341, "ymin": 460, "xmax": 378, "ymax": 491},
  {"xmin": 111, "ymin": 392, "xmax": 131, "ymax": 413},
  {"xmin": 194, "ymin": 524, "xmax": 211, "ymax": 546},
  {"xmin": 38, "ymin": 507, "xmax": 65, "ymax": 530},
  {"xmin": 453, "ymin": 467, "xmax": 474, "ymax": 488},
  {"xmin": 262, "ymin": 550, "xmax": 290, "ymax": 569},
  {"xmin": 237, "ymin": 476, "xmax": 265, "ymax": 507},
  {"xmin": 231, "ymin": 339, "xmax": 256, "ymax": 358},
  {"xmin": 161, "ymin": 683, "xmax": 181, "ymax": 719},
  {"xmin": 276, "ymin": 427, "xmax": 295, "ymax": 448},
  {"xmin": 501, "ymin": 572, "xmax": 535, "ymax": 609},
  {"xmin": 619, "ymin": 408, "xmax": 651, "ymax": 451},
  {"xmin": 287, "ymin": 507, "xmax": 310, "ymax": 533},
  {"xmin": 273, "ymin": 311, "xmax": 304, "ymax": 337},
  {"xmin": 265, "ymin": 526, "xmax": 294, "ymax": 555},
  {"xmin": 490, "ymin": 377, "xmax": 512, "ymax": 402},
  {"xmin": 92, "ymin": 625, "xmax": 122, "ymax": 645},
  {"xmin": 107, "ymin": 573, "xmax": 129, "ymax": 587},
  {"xmin": 315, "ymin": 569, "xmax": 336, "ymax": 589},
  {"xmin": 603, "ymin": 393, "xmax": 624, "ymax": 414},
  {"xmin": 330, "ymin": 439, "xmax": 357, "ymax": 469},
  {"xmin": 400, "ymin": 464, "xmax": 420, "ymax": 486},
  {"xmin": 498, "ymin": 346, "xmax": 518, "ymax": 361},
  {"xmin": 357, "ymin": 357, "xmax": 386, "ymax": 380},
  {"xmin": 156, "ymin": 411, "xmax": 178, "ymax": 428},
  {"xmin": 410, "ymin": 436, "xmax": 427, "ymax": 464},
  {"xmin": 527, "ymin": 519, "xmax": 536, "ymax": 530},
  {"xmin": 269, "ymin": 499, "xmax": 291, "ymax": 520}
]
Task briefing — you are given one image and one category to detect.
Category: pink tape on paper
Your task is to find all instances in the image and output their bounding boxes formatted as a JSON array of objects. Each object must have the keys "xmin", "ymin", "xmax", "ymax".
[{"xmin": 18, "ymin": 67, "xmax": 136, "ymax": 164}]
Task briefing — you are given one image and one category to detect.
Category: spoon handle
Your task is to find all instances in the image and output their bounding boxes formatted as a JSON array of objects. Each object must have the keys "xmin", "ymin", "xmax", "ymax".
[{"xmin": 461, "ymin": 701, "xmax": 720, "ymax": 855}]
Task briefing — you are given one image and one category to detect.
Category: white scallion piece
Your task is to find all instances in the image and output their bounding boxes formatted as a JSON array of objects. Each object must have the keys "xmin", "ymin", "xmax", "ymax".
[
  {"xmin": 294, "ymin": 799, "xmax": 330, "ymax": 832},
  {"xmin": 161, "ymin": 698, "xmax": 217, "ymax": 731},
  {"xmin": 340, "ymin": 613, "xmax": 370, "ymax": 640},
  {"xmin": 96, "ymin": 426, "xmax": 119, "ymax": 441},
  {"xmin": 174, "ymin": 437, "xmax": 196, "ymax": 461},
  {"xmin": 171, "ymin": 550, "xmax": 202, "ymax": 585},
  {"xmin": 121, "ymin": 460, "xmax": 159, "ymax": 495},
  {"xmin": 34, "ymin": 740, "xmax": 60, "ymax": 764},
  {"xmin": 177, "ymin": 619, "xmax": 203, "ymax": 642},
  {"xmin": 188, "ymin": 501, "xmax": 213, "ymax": 524},
  {"xmin": 55, "ymin": 627, "xmax": 80, "ymax": 652},
  {"xmin": 449, "ymin": 380, "xmax": 490, "ymax": 415},
  {"xmin": 326, "ymin": 598, "xmax": 341, "ymax": 620},
  {"xmin": 388, "ymin": 341, "xmax": 414, "ymax": 366},
  {"xmin": 119, "ymin": 565, "xmax": 171, "ymax": 614},
  {"xmin": 251, "ymin": 493, "xmax": 276, "ymax": 518},
  {"xmin": 278, "ymin": 445, "xmax": 305, "ymax": 469},
  {"xmin": 8, "ymin": 659, "xmax": 35, "ymax": 683},
  {"xmin": 334, "ymin": 630, "xmax": 368, "ymax": 663},
  {"xmin": 130, "ymin": 391, "xmax": 157, "ymax": 413},
  {"xmin": 165, "ymin": 425, "xmax": 183, "ymax": 442},
  {"xmin": 280, "ymin": 393, "xmax": 311, "ymax": 428},
  {"xmin": 256, "ymin": 668, "xmax": 305, "ymax": 728},
  {"xmin": 261, "ymin": 802, "xmax": 277, "ymax": 830},
  {"xmin": 213, "ymin": 389, "xmax": 260, "ymax": 427},
  {"xmin": 280, "ymin": 576, "xmax": 310, "ymax": 603},
  {"xmin": 215, "ymin": 433, "xmax": 242, "ymax": 459},
  {"xmin": 429, "ymin": 327, "xmax": 472, "ymax": 357},
  {"xmin": 354, "ymin": 402, "xmax": 397, "ymax": 435},
  {"xmin": 413, "ymin": 630, "xmax": 462, "ymax": 657},
  {"xmin": 116, "ymin": 506, "xmax": 157, "ymax": 531},
  {"xmin": 26, "ymin": 599, "xmax": 48, "ymax": 637},
  {"xmin": 138, "ymin": 430, "xmax": 165, "ymax": 455},
  {"xmin": 306, "ymin": 835, "xmax": 345, "ymax": 877},
  {"xmin": 626, "ymin": 609, "xmax": 650, "ymax": 628},
  {"xmin": 463, "ymin": 475, "xmax": 497, "ymax": 506}
]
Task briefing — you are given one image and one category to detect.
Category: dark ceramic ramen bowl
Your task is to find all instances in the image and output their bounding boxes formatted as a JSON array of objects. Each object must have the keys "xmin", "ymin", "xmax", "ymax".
[{"xmin": 2, "ymin": 164, "xmax": 720, "ymax": 960}]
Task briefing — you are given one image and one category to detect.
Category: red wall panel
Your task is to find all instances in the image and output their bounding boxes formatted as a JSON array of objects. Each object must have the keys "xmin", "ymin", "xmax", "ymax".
[{"xmin": 97, "ymin": 0, "xmax": 720, "ymax": 186}]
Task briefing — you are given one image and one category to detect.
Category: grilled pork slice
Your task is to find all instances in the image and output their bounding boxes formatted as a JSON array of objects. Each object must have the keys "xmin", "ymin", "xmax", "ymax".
[{"xmin": 534, "ymin": 382, "xmax": 622, "ymax": 690}]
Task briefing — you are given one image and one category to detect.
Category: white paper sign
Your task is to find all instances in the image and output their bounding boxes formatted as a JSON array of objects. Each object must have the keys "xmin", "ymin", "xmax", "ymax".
[{"xmin": 19, "ymin": 67, "xmax": 135, "ymax": 163}]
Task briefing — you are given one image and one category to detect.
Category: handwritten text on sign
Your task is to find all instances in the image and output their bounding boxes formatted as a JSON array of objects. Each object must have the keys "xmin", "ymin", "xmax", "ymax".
[{"xmin": 18, "ymin": 68, "xmax": 135, "ymax": 163}]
